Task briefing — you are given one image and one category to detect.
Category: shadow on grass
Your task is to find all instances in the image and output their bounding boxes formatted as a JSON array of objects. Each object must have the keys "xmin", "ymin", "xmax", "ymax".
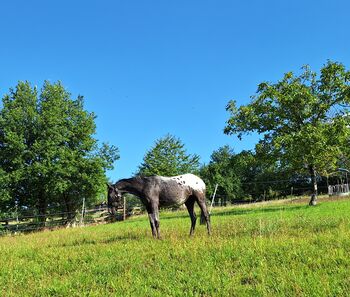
[
  {"xmin": 102, "ymin": 234, "xmax": 142, "ymax": 244},
  {"xmin": 211, "ymin": 205, "xmax": 309, "ymax": 218},
  {"xmin": 55, "ymin": 233, "xmax": 143, "ymax": 247},
  {"xmin": 158, "ymin": 204, "xmax": 309, "ymax": 221}
]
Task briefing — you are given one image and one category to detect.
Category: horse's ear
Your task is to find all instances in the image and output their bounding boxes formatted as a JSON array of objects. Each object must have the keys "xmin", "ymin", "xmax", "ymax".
[{"xmin": 106, "ymin": 183, "xmax": 112, "ymax": 189}]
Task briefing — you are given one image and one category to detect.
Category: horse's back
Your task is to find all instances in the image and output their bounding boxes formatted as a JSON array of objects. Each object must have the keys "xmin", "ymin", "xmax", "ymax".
[{"xmin": 160, "ymin": 173, "xmax": 205, "ymax": 192}]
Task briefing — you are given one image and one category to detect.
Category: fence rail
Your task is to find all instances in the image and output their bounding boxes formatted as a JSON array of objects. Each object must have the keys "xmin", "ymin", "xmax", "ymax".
[
  {"xmin": 0, "ymin": 205, "xmax": 126, "ymax": 236},
  {"xmin": 2, "ymin": 181, "xmax": 349, "ymax": 236},
  {"xmin": 328, "ymin": 184, "xmax": 350, "ymax": 196}
]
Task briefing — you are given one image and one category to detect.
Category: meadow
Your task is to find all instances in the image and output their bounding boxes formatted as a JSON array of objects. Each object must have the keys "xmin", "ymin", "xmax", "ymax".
[{"xmin": 1, "ymin": 197, "xmax": 350, "ymax": 296}]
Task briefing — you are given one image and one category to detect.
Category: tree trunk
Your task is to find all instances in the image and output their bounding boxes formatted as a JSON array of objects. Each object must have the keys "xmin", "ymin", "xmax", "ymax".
[
  {"xmin": 64, "ymin": 194, "xmax": 75, "ymax": 226},
  {"xmin": 37, "ymin": 191, "xmax": 47, "ymax": 227},
  {"xmin": 309, "ymin": 165, "xmax": 318, "ymax": 206}
]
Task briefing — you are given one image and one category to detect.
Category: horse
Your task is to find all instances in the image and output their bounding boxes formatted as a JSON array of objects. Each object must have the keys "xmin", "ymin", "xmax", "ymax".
[{"xmin": 107, "ymin": 173, "xmax": 211, "ymax": 239}]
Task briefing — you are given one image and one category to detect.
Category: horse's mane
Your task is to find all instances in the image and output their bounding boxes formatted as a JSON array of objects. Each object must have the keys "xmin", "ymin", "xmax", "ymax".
[
  {"xmin": 132, "ymin": 175, "xmax": 157, "ymax": 180},
  {"xmin": 130, "ymin": 175, "xmax": 144, "ymax": 183},
  {"xmin": 116, "ymin": 175, "xmax": 145, "ymax": 185}
]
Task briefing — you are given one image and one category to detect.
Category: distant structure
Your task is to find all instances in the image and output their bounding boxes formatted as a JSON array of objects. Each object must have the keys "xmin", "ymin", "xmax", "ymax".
[{"xmin": 328, "ymin": 168, "xmax": 350, "ymax": 196}]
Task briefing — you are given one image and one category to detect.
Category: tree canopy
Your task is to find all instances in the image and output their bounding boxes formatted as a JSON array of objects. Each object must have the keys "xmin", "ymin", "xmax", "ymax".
[
  {"xmin": 0, "ymin": 81, "xmax": 119, "ymax": 221},
  {"xmin": 200, "ymin": 146, "xmax": 242, "ymax": 204},
  {"xmin": 224, "ymin": 61, "xmax": 350, "ymax": 205},
  {"xmin": 137, "ymin": 134, "xmax": 200, "ymax": 176}
]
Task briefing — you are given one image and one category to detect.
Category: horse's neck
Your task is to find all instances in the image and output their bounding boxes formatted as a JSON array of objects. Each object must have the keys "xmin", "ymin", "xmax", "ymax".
[{"xmin": 117, "ymin": 178, "xmax": 143, "ymax": 196}]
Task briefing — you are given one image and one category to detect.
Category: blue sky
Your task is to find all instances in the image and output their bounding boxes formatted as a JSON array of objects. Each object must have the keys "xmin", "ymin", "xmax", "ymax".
[{"xmin": 0, "ymin": 0, "xmax": 349, "ymax": 181}]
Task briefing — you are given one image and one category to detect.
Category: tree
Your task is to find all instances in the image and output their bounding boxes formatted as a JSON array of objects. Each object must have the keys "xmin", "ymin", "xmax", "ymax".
[
  {"xmin": 200, "ymin": 147, "xmax": 292, "ymax": 204},
  {"xmin": 200, "ymin": 146, "xmax": 242, "ymax": 204},
  {"xmin": 0, "ymin": 81, "xmax": 119, "ymax": 222},
  {"xmin": 224, "ymin": 61, "xmax": 350, "ymax": 205},
  {"xmin": 235, "ymin": 150, "xmax": 296, "ymax": 201},
  {"xmin": 0, "ymin": 82, "xmax": 39, "ymax": 215},
  {"xmin": 0, "ymin": 168, "xmax": 11, "ymax": 215},
  {"xmin": 138, "ymin": 134, "xmax": 200, "ymax": 176}
]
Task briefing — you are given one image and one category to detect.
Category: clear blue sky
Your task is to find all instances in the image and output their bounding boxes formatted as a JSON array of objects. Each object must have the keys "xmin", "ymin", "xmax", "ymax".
[{"xmin": 0, "ymin": 0, "xmax": 349, "ymax": 181}]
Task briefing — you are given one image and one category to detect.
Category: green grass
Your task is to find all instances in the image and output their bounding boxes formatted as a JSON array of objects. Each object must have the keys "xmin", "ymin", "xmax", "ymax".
[{"xmin": 1, "ymin": 198, "xmax": 350, "ymax": 296}]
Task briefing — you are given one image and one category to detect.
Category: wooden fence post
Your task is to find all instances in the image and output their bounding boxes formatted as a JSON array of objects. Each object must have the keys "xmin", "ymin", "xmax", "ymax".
[
  {"xmin": 15, "ymin": 202, "xmax": 19, "ymax": 232},
  {"xmin": 209, "ymin": 184, "xmax": 219, "ymax": 215},
  {"xmin": 80, "ymin": 198, "xmax": 85, "ymax": 226},
  {"xmin": 123, "ymin": 196, "xmax": 126, "ymax": 221}
]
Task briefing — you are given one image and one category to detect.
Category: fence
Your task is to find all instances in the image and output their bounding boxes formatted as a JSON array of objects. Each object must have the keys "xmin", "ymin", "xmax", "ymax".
[
  {"xmin": 2, "ymin": 179, "xmax": 349, "ymax": 236},
  {"xmin": 0, "ymin": 202, "xmax": 127, "ymax": 236},
  {"xmin": 328, "ymin": 184, "xmax": 350, "ymax": 196}
]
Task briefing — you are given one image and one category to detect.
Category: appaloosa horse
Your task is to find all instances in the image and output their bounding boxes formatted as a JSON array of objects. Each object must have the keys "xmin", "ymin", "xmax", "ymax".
[{"xmin": 107, "ymin": 173, "xmax": 211, "ymax": 238}]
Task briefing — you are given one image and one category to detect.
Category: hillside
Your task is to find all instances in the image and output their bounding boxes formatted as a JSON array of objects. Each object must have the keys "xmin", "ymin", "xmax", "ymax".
[{"xmin": 1, "ymin": 198, "xmax": 350, "ymax": 296}]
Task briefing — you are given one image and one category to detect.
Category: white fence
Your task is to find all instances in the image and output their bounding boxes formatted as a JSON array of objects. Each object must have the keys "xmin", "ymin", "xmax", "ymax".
[{"xmin": 328, "ymin": 184, "xmax": 350, "ymax": 196}]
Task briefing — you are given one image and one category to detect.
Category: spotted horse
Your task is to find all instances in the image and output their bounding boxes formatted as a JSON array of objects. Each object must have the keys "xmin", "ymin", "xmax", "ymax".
[{"xmin": 107, "ymin": 173, "xmax": 211, "ymax": 238}]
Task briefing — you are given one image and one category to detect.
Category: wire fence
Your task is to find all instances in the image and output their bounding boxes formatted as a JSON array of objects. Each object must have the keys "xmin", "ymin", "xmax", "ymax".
[
  {"xmin": 328, "ymin": 184, "xmax": 350, "ymax": 196},
  {"xmin": 0, "ymin": 203, "xmax": 126, "ymax": 236},
  {"xmin": 1, "ymin": 179, "xmax": 349, "ymax": 236}
]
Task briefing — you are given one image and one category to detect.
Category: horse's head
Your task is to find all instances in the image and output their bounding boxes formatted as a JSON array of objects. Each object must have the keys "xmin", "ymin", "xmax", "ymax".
[{"xmin": 107, "ymin": 184, "xmax": 122, "ymax": 208}]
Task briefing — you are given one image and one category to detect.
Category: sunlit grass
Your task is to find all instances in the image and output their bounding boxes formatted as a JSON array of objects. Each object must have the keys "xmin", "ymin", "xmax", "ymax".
[{"xmin": 1, "ymin": 198, "xmax": 350, "ymax": 296}]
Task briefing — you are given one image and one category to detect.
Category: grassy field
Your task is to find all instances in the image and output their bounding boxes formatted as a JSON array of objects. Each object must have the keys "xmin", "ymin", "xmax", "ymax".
[{"xmin": 1, "ymin": 197, "xmax": 350, "ymax": 296}]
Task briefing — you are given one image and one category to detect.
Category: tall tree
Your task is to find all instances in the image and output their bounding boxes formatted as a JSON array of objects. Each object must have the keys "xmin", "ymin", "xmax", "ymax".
[
  {"xmin": 0, "ymin": 82, "xmax": 39, "ymax": 214},
  {"xmin": 200, "ymin": 146, "xmax": 242, "ymax": 204},
  {"xmin": 138, "ymin": 134, "xmax": 200, "ymax": 176},
  {"xmin": 224, "ymin": 61, "xmax": 350, "ymax": 205},
  {"xmin": 200, "ymin": 147, "xmax": 290, "ymax": 204},
  {"xmin": 0, "ymin": 81, "xmax": 119, "ymax": 221}
]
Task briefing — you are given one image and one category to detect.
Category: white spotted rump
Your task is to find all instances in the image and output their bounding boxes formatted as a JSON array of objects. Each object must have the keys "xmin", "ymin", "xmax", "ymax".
[{"xmin": 161, "ymin": 173, "xmax": 206, "ymax": 193}]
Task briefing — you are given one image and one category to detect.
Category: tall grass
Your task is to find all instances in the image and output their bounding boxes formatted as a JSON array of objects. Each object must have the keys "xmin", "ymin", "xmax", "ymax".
[{"xmin": 1, "ymin": 199, "xmax": 350, "ymax": 296}]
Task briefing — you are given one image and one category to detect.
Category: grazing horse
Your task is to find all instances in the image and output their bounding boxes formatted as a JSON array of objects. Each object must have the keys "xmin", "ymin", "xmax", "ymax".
[{"xmin": 107, "ymin": 173, "xmax": 211, "ymax": 238}]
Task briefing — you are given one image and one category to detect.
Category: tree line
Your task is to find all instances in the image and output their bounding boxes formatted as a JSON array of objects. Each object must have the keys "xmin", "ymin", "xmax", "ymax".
[
  {"xmin": 0, "ymin": 60, "xmax": 349, "ymax": 223},
  {"xmin": 137, "ymin": 61, "xmax": 350, "ymax": 206},
  {"xmin": 0, "ymin": 81, "xmax": 119, "ymax": 223}
]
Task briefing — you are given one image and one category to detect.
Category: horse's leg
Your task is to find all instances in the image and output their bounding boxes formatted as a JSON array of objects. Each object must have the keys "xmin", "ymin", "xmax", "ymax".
[
  {"xmin": 151, "ymin": 202, "xmax": 161, "ymax": 239},
  {"xmin": 185, "ymin": 196, "xmax": 196, "ymax": 236},
  {"xmin": 154, "ymin": 209, "xmax": 161, "ymax": 239},
  {"xmin": 147, "ymin": 202, "xmax": 161, "ymax": 239},
  {"xmin": 147, "ymin": 212, "xmax": 157, "ymax": 238},
  {"xmin": 146, "ymin": 203, "xmax": 157, "ymax": 238},
  {"xmin": 196, "ymin": 193, "xmax": 211, "ymax": 235}
]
